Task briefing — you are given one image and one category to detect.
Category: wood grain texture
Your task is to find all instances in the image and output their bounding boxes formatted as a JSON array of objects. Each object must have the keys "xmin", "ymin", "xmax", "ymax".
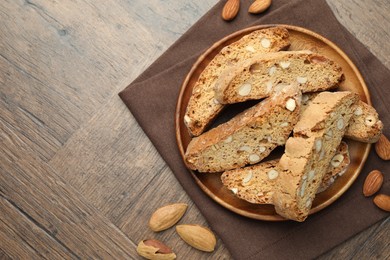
[
  {"xmin": 0, "ymin": 122, "xmax": 136, "ymax": 259},
  {"xmin": 49, "ymin": 95, "xmax": 168, "ymax": 222},
  {"xmin": 0, "ymin": 249, "xmax": 12, "ymax": 260},
  {"xmin": 318, "ymin": 218, "xmax": 390, "ymax": 260},
  {"xmin": 327, "ymin": 0, "xmax": 390, "ymax": 68},
  {"xmin": 0, "ymin": 0, "xmax": 389, "ymax": 259},
  {"xmin": 0, "ymin": 197, "xmax": 71, "ymax": 259},
  {"xmin": 49, "ymin": 87, "xmax": 231, "ymax": 258}
]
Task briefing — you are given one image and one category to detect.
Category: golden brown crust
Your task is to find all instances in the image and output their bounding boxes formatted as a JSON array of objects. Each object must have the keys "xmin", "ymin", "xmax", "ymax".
[
  {"xmin": 214, "ymin": 51, "xmax": 344, "ymax": 104},
  {"xmin": 185, "ymin": 84, "xmax": 301, "ymax": 173},
  {"xmin": 221, "ymin": 141, "xmax": 350, "ymax": 204},
  {"xmin": 345, "ymin": 101, "xmax": 383, "ymax": 143},
  {"xmin": 273, "ymin": 91, "xmax": 359, "ymax": 221},
  {"xmin": 221, "ymin": 159, "xmax": 279, "ymax": 204},
  {"xmin": 301, "ymin": 93, "xmax": 383, "ymax": 143},
  {"xmin": 317, "ymin": 141, "xmax": 350, "ymax": 193}
]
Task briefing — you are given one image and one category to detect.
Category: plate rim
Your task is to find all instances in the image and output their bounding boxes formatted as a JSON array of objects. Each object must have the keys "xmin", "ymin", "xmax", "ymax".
[{"xmin": 175, "ymin": 24, "xmax": 372, "ymax": 221}]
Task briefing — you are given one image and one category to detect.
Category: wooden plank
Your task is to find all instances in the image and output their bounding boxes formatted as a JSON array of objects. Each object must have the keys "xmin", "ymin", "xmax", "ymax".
[
  {"xmin": 327, "ymin": 0, "xmax": 390, "ymax": 68},
  {"xmin": 0, "ymin": 120, "xmax": 136, "ymax": 259},
  {"xmin": 0, "ymin": 196, "xmax": 73, "ymax": 259},
  {"xmin": 116, "ymin": 166, "xmax": 232, "ymax": 259},
  {"xmin": 0, "ymin": 0, "xmax": 187, "ymax": 162},
  {"xmin": 49, "ymin": 96, "xmax": 168, "ymax": 222},
  {"xmin": 318, "ymin": 218, "xmax": 389, "ymax": 259},
  {"xmin": 352, "ymin": 218, "xmax": 390, "ymax": 259},
  {"xmin": 0, "ymin": 249, "xmax": 12, "ymax": 260},
  {"xmin": 49, "ymin": 95, "xmax": 232, "ymax": 258},
  {"xmin": 0, "ymin": 58, "xmax": 68, "ymax": 161}
]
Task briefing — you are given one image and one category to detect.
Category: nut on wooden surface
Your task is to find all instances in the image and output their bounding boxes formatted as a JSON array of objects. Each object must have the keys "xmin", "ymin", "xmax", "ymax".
[
  {"xmin": 137, "ymin": 239, "xmax": 176, "ymax": 260},
  {"xmin": 176, "ymin": 224, "xmax": 217, "ymax": 252},
  {"xmin": 148, "ymin": 203, "xmax": 188, "ymax": 232}
]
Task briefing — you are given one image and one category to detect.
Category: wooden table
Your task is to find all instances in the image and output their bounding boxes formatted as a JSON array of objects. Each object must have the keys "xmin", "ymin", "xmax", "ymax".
[{"xmin": 1, "ymin": 0, "xmax": 389, "ymax": 259}]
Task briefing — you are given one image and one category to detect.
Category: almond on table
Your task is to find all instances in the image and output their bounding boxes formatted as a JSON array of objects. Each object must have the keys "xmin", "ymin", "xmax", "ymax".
[
  {"xmin": 176, "ymin": 224, "xmax": 216, "ymax": 252},
  {"xmin": 137, "ymin": 239, "xmax": 176, "ymax": 260},
  {"xmin": 148, "ymin": 203, "xmax": 188, "ymax": 232}
]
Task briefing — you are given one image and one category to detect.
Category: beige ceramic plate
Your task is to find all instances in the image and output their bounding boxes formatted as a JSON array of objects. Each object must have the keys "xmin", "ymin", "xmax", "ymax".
[{"xmin": 175, "ymin": 24, "xmax": 371, "ymax": 221}]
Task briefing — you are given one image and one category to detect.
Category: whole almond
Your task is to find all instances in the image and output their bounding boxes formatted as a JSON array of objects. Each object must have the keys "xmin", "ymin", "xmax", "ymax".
[
  {"xmin": 137, "ymin": 239, "xmax": 176, "ymax": 260},
  {"xmin": 363, "ymin": 170, "xmax": 384, "ymax": 197},
  {"xmin": 176, "ymin": 224, "xmax": 216, "ymax": 252},
  {"xmin": 149, "ymin": 203, "xmax": 188, "ymax": 232},
  {"xmin": 222, "ymin": 0, "xmax": 240, "ymax": 21},
  {"xmin": 373, "ymin": 194, "xmax": 390, "ymax": 212},
  {"xmin": 248, "ymin": 0, "xmax": 272, "ymax": 14},
  {"xmin": 375, "ymin": 134, "xmax": 390, "ymax": 160}
]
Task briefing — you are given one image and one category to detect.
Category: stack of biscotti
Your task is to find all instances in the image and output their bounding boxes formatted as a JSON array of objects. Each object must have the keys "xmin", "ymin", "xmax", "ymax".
[
  {"xmin": 301, "ymin": 92, "xmax": 383, "ymax": 143},
  {"xmin": 185, "ymin": 84, "xmax": 301, "ymax": 173},
  {"xmin": 272, "ymin": 91, "xmax": 359, "ymax": 221},
  {"xmin": 184, "ymin": 26, "xmax": 290, "ymax": 137},
  {"xmin": 221, "ymin": 141, "xmax": 350, "ymax": 204},
  {"xmin": 183, "ymin": 26, "xmax": 384, "ymax": 222}
]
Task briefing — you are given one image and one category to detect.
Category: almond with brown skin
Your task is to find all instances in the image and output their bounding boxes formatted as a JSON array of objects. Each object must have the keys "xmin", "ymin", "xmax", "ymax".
[
  {"xmin": 375, "ymin": 134, "xmax": 390, "ymax": 160},
  {"xmin": 248, "ymin": 0, "xmax": 272, "ymax": 14},
  {"xmin": 363, "ymin": 170, "xmax": 384, "ymax": 197},
  {"xmin": 137, "ymin": 239, "xmax": 176, "ymax": 260},
  {"xmin": 222, "ymin": 0, "xmax": 240, "ymax": 21},
  {"xmin": 373, "ymin": 194, "xmax": 390, "ymax": 212},
  {"xmin": 149, "ymin": 203, "xmax": 188, "ymax": 232},
  {"xmin": 176, "ymin": 224, "xmax": 216, "ymax": 252}
]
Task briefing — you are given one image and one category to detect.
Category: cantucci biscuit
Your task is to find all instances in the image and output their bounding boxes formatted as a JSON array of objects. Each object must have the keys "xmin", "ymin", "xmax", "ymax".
[
  {"xmin": 184, "ymin": 26, "xmax": 290, "ymax": 136},
  {"xmin": 346, "ymin": 101, "xmax": 383, "ymax": 143},
  {"xmin": 214, "ymin": 51, "xmax": 343, "ymax": 104},
  {"xmin": 301, "ymin": 92, "xmax": 383, "ymax": 143},
  {"xmin": 221, "ymin": 142, "xmax": 350, "ymax": 204},
  {"xmin": 317, "ymin": 141, "xmax": 350, "ymax": 193},
  {"xmin": 273, "ymin": 91, "xmax": 359, "ymax": 221},
  {"xmin": 185, "ymin": 84, "xmax": 301, "ymax": 173}
]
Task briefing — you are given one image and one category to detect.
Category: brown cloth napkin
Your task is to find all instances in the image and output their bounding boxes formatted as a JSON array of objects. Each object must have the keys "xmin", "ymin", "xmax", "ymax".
[{"xmin": 119, "ymin": 0, "xmax": 389, "ymax": 259}]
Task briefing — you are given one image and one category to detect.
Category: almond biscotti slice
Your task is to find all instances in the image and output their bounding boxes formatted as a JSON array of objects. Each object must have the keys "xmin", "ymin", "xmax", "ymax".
[
  {"xmin": 184, "ymin": 27, "xmax": 290, "ymax": 136},
  {"xmin": 317, "ymin": 141, "xmax": 350, "ymax": 193},
  {"xmin": 301, "ymin": 92, "xmax": 383, "ymax": 143},
  {"xmin": 185, "ymin": 84, "xmax": 301, "ymax": 173},
  {"xmin": 346, "ymin": 101, "xmax": 383, "ymax": 143},
  {"xmin": 221, "ymin": 141, "xmax": 350, "ymax": 204},
  {"xmin": 273, "ymin": 91, "xmax": 359, "ymax": 221},
  {"xmin": 214, "ymin": 51, "xmax": 343, "ymax": 104}
]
